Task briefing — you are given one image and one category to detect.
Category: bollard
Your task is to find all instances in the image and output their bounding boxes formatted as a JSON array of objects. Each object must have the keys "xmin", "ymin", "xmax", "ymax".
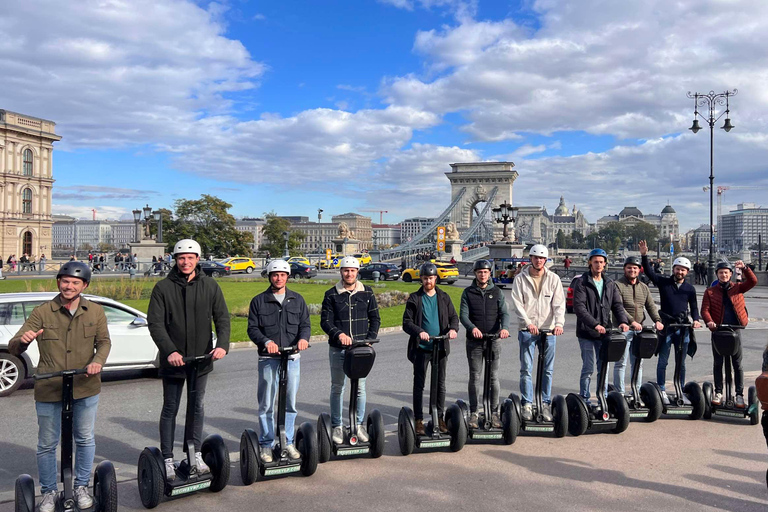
[
  {"xmin": 129, "ymin": 266, "xmax": 136, "ymax": 279},
  {"xmin": 372, "ymin": 270, "xmax": 380, "ymax": 283}
]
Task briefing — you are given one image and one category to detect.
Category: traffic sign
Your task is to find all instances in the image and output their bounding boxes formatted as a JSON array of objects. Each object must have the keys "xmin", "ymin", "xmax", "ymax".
[
  {"xmin": 437, "ymin": 226, "xmax": 445, "ymax": 251},
  {"xmin": 670, "ymin": 244, "xmax": 674, "ymax": 254},
  {"xmin": 332, "ymin": 258, "xmax": 339, "ymax": 266},
  {"xmin": 437, "ymin": 241, "xmax": 445, "ymax": 251}
]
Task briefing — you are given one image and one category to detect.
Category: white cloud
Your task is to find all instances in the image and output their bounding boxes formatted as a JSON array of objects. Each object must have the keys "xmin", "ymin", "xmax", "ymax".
[
  {"xmin": 253, "ymin": 13, "xmax": 266, "ymax": 21},
  {"xmin": 52, "ymin": 204, "xmax": 130, "ymax": 220}
]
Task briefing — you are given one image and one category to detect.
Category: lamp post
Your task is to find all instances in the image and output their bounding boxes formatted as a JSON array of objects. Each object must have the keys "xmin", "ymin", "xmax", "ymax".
[
  {"xmin": 687, "ymin": 88, "xmax": 737, "ymax": 284},
  {"xmin": 132, "ymin": 209, "xmax": 141, "ymax": 243},
  {"xmin": 152, "ymin": 211, "xmax": 164, "ymax": 245},
  {"xmin": 282, "ymin": 231, "xmax": 290, "ymax": 258},
  {"xmin": 491, "ymin": 201, "xmax": 519, "ymax": 243}
]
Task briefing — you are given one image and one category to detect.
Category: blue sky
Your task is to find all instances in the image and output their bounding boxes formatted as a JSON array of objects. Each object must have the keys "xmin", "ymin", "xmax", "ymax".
[{"xmin": 3, "ymin": 0, "xmax": 768, "ymax": 231}]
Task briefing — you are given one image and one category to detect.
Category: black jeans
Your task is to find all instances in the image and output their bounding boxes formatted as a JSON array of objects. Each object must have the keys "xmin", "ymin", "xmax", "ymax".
[
  {"xmin": 466, "ymin": 339, "xmax": 501, "ymax": 413},
  {"xmin": 412, "ymin": 350, "xmax": 447, "ymax": 421},
  {"xmin": 160, "ymin": 374, "xmax": 208, "ymax": 459},
  {"xmin": 712, "ymin": 333, "xmax": 744, "ymax": 395}
]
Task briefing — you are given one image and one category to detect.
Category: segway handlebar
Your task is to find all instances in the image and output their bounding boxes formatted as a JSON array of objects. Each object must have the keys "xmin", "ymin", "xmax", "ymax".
[
  {"xmin": 278, "ymin": 344, "xmax": 311, "ymax": 355},
  {"xmin": 717, "ymin": 324, "xmax": 745, "ymax": 330},
  {"xmin": 667, "ymin": 322, "xmax": 692, "ymax": 328},
  {"xmin": 481, "ymin": 333, "xmax": 500, "ymax": 341},
  {"xmin": 349, "ymin": 339, "xmax": 380, "ymax": 348},
  {"xmin": 34, "ymin": 368, "xmax": 88, "ymax": 380},
  {"xmin": 521, "ymin": 328, "xmax": 552, "ymax": 336},
  {"xmin": 182, "ymin": 353, "xmax": 214, "ymax": 364},
  {"xmin": 428, "ymin": 335, "xmax": 450, "ymax": 343}
]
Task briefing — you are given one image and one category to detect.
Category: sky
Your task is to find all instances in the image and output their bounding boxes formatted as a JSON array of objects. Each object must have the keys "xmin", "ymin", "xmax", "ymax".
[{"xmin": 3, "ymin": 0, "xmax": 768, "ymax": 232}]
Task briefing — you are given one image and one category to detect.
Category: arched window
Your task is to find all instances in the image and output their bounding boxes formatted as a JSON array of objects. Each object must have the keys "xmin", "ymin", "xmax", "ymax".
[
  {"xmin": 23, "ymin": 149, "xmax": 33, "ymax": 176},
  {"xmin": 22, "ymin": 188, "xmax": 32, "ymax": 214}
]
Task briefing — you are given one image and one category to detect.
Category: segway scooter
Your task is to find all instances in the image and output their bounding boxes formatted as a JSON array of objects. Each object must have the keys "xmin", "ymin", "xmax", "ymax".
[
  {"xmin": 398, "ymin": 335, "xmax": 466, "ymax": 455},
  {"xmin": 506, "ymin": 329, "xmax": 568, "ymax": 437},
  {"xmin": 318, "ymin": 340, "xmax": 385, "ymax": 461},
  {"xmin": 566, "ymin": 329, "xmax": 631, "ymax": 436},
  {"xmin": 240, "ymin": 345, "xmax": 318, "ymax": 483},
  {"xmin": 455, "ymin": 333, "xmax": 519, "ymax": 444},
  {"xmin": 138, "ymin": 354, "xmax": 230, "ymax": 509},
  {"xmin": 646, "ymin": 319, "xmax": 705, "ymax": 420},
  {"xmin": 607, "ymin": 326, "xmax": 663, "ymax": 422},
  {"xmin": 16, "ymin": 369, "xmax": 118, "ymax": 512},
  {"xmin": 702, "ymin": 324, "xmax": 759, "ymax": 424}
]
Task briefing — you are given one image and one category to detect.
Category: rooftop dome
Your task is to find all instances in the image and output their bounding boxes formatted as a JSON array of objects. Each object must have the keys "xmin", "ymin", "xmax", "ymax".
[
  {"xmin": 661, "ymin": 205, "xmax": 676, "ymax": 214},
  {"xmin": 619, "ymin": 206, "xmax": 643, "ymax": 218},
  {"xmin": 554, "ymin": 196, "xmax": 569, "ymax": 216}
]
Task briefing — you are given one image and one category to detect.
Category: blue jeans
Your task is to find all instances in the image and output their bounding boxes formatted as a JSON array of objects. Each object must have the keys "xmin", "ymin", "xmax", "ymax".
[
  {"xmin": 258, "ymin": 356, "xmax": 300, "ymax": 448},
  {"xmin": 519, "ymin": 331, "xmax": 557, "ymax": 405},
  {"xmin": 657, "ymin": 328, "xmax": 689, "ymax": 391},
  {"xmin": 613, "ymin": 330, "xmax": 642, "ymax": 394},
  {"xmin": 36, "ymin": 394, "xmax": 99, "ymax": 493},
  {"xmin": 578, "ymin": 338, "xmax": 604, "ymax": 401},
  {"xmin": 329, "ymin": 346, "xmax": 366, "ymax": 427}
]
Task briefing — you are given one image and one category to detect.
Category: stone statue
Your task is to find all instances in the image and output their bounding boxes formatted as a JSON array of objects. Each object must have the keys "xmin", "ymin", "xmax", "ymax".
[
  {"xmin": 338, "ymin": 222, "xmax": 350, "ymax": 238},
  {"xmin": 445, "ymin": 221, "xmax": 460, "ymax": 240}
]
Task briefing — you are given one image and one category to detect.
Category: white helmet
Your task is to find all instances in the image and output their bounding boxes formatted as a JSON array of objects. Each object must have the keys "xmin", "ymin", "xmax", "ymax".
[
  {"xmin": 672, "ymin": 256, "xmax": 692, "ymax": 270},
  {"xmin": 266, "ymin": 259, "xmax": 291, "ymax": 274},
  {"xmin": 339, "ymin": 256, "xmax": 360, "ymax": 269},
  {"xmin": 529, "ymin": 244, "xmax": 548, "ymax": 258},
  {"xmin": 173, "ymin": 239, "xmax": 201, "ymax": 257}
]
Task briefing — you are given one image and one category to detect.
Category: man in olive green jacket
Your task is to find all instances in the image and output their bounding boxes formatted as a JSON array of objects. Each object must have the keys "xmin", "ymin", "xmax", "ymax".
[{"xmin": 9, "ymin": 262, "xmax": 110, "ymax": 512}]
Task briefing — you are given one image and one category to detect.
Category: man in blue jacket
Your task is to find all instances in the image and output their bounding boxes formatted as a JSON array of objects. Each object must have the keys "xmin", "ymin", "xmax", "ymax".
[
  {"xmin": 247, "ymin": 259, "xmax": 311, "ymax": 463},
  {"xmin": 639, "ymin": 240, "xmax": 701, "ymax": 404}
]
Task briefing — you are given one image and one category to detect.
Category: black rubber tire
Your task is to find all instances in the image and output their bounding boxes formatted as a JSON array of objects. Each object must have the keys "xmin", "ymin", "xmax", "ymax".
[
  {"xmin": 298, "ymin": 422, "xmax": 318, "ymax": 477},
  {"xmin": 202, "ymin": 435, "xmax": 230, "ymax": 492},
  {"xmin": 402, "ymin": 273, "xmax": 412, "ymax": 283},
  {"xmin": 94, "ymin": 460, "xmax": 118, "ymax": 512},
  {"xmin": 14, "ymin": 475, "xmax": 35, "ymax": 512},
  {"xmin": 501, "ymin": 400, "xmax": 518, "ymax": 445},
  {"xmin": 566, "ymin": 394, "xmax": 588, "ymax": 437},
  {"xmin": 137, "ymin": 449, "xmax": 164, "ymax": 509},
  {"xmin": 749, "ymin": 386, "xmax": 759, "ymax": 425},
  {"xmin": 702, "ymin": 381, "xmax": 713, "ymax": 420},
  {"xmin": 211, "ymin": 271, "xmax": 221, "ymax": 278},
  {"xmin": 368, "ymin": 409, "xmax": 385, "ymax": 458},
  {"xmin": 508, "ymin": 393, "xmax": 523, "ymax": 436},
  {"xmin": 607, "ymin": 383, "xmax": 617, "ymax": 393},
  {"xmin": 398, "ymin": 408, "xmax": 415, "ymax": 456},
  {"xmin": 0, "ymin": 353, "xmax": 26, "ymax": 397},
  {"xmin": 684, "ymin": 381, "xmax": 705, "ymax": 420},
  {"xmin": 239, "ymin": 431, "xmax": 259, "ymax": 485},
  {"xmin": 447, "ymin": 405, "xmax": 466, "ymax": 452},
  {"xmin": 246, "ymin": 266, "xmax": 254, "ymax": 274},
  {"xmin": 552, "ymin": 394, "xmax": 569, "ymax": 438},
  {"xmin": 607, "ymin": 391, "xmax": 630, "ymax": 434},
  {"xmin": 640, "ymin": 382, "xmax": 662, "ymax": 423},
  {"xmin": 317, "ymin": 415, "xmax": 332, "ymax": 463}
]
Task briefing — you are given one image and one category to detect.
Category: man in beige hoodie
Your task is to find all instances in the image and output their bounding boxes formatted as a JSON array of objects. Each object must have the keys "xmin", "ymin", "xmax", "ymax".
[{"xmin": 509, "ymin": 245, "xmax": 566, "ymax": 421}]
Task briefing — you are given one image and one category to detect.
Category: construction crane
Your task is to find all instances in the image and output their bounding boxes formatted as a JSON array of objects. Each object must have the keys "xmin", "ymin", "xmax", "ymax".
[
  {"xmin": 360, "ymin": 209, "xmax": 388, "ymax": 224},
  {"xmin": 703, "ymin": 185, "xmax": 768, "ymax": 222}
]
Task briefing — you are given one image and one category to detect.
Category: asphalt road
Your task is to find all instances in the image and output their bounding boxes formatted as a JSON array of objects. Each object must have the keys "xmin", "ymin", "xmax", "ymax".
[{"xmin": 2, "ymin": 315, "xmax": 768, "ymax": 511}]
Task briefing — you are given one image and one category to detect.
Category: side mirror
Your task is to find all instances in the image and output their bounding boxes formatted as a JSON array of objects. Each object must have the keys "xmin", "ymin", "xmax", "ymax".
[{"xmin": 131, "ymin": 316, "xmax": 149, "ymax": 327}]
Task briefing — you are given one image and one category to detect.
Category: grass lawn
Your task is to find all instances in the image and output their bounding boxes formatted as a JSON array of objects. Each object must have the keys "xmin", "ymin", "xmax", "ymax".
[{"xmin": 0, "ymin": 277, "xmax": 466, "ymax": 340}]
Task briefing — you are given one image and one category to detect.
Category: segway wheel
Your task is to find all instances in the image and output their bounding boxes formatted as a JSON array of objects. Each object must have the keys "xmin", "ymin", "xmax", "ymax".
[
  {"xmin": 607, "ymin": 391, "xmax": 630, "ymax": 434},
  {"xmin": 702, "ymin": 382, "xmax": 713, "ymax": 420},
  {"xmin": 14, "ymin": 474, "xmax": 35, "ymax": 512},
  {"xmin": 749, "ymin": 386, "xmax": 759, "ymax": 426},
  {"xmin": 566, "ymin": 394, "xmax": 588, "ymax": 437},
  {"xmin": 317, "ymin": 414, "xmax": 332, "ymax": 463},
  {"xmin": 501, "ymin": 400, "xmax": 518, "ymax": 445},
  {"xmin": 398, "ymin": 407, "xmax": 415, "ymax": 456},
  {"xmin": 508, "ymin": 393, "xmax": 522, "ymax": 435},
  {"xmin": 94, "ymin": 461, "xmax": 118, "ymax": 512},
  {"xmin": 297, "ymin": 422, "xmax": 318, "ymax": 477},
  {"xmin": 137, "ymin": 448, "xmax": 164, "ymax": 509},
  {"xmin": 368, "ymin": 409, "xmax": 385, "ymax": 458},
  {"xmin": 640, "ymin": 383, "xmax": 662, "ymax": 423},
  {"xmin": 552, "ymin": 395, "xmax": 568, "ymax": 438},
  {"xmin": 683, "ymin": 381, "xmax": 705, "ymax": 420},
  {"xmin": 239, "ymin": 430, "xmax": 260, "ymax": 486},
  {"xmin": 202, "ymin": 434, "xmax": 230, "ymax": 492},
  {"xmin": 447, "ymin": 405, "xmax": 466, "ymax": 452},
  {"xmin": 607, "ymin": 383, "xmax": 617, "ymax": 393}
]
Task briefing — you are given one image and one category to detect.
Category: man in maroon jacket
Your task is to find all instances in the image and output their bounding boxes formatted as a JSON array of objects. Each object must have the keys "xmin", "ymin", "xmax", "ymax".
[{"xmin": 701, "ymin": 260, "xmax": 756, "ymax": 407}]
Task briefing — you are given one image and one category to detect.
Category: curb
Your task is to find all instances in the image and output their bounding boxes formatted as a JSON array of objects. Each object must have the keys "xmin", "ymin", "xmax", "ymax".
[{"xmin": 228, "ymin": 325, "xmax": 405, "ymax": 349}]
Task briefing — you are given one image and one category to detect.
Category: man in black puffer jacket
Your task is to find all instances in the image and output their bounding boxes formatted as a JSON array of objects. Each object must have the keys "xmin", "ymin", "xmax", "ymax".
[{"xmin": 147, "ymin": 239, "xmax": 230, "ymax": 481}]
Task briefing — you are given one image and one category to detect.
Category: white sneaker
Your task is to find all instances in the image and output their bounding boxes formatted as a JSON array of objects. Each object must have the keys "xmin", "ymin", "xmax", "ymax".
[
  {"xmin": 75, "ymin": 486, "xmax": 93, "ymax": 509},
  {"xmin": 285, "ymin": 444, "xmax": 301, "ymax": 460},
  {"xmin": 712, "ymin": 392, "xmax": 723, "ymax": 405},
  {"xmin": 164, "ymin": 458, "xmax": 176, "ymax": 481},
  {"xmin": 195, "ymin": 451, "xmax": 210, "ymax": 473},
  {"xmin": 661, "ymin": 391, "xmax": 670, "ymax": 405},
  {"xmin": 259, "ymin": 447, "xmax": 273, "ymax": 463},
  {"xmin": 735, "ymin": 395, "xmax": 746, "ymax": 408},
  {"xmin": 332, "ymin": 426, "xmax": 344, "ymax": 444},
  {"xmin": 39, "ymin": 490, "xmax": 57, "ymax": 512},
  {"xmin": 357, "ymin": 424, "xmax": 369, "ymax": 443}
]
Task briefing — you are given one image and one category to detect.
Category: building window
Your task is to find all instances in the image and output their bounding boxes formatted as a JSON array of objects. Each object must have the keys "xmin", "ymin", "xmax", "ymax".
[
  {"xmin": 23, "ymin": 149, "xmax": 33, "ymax": 176},
  {"xmin": 22, "ymin": 188, "xmax": 33, "ymax": 214}
]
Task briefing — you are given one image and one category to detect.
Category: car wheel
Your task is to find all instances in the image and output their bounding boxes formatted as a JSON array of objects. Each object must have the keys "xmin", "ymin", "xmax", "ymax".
[
  {"xmin": 402, "ymin": 273, "xmax": 412, "ymax": 283},
  {"xmin": 0, "ymin": 353, "xmax": 26, "ymax": 397},
  {"xmin": 211, "ymin": 271, "xmax": 221, "ymax": 278},
  {"xmin": 245, "ymin": 266, "xmax": 254, "ymax": 274}
]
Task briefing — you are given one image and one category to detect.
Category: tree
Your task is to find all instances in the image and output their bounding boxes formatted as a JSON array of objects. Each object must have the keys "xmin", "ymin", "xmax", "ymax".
[
  {"xmin": 164, "ymin": 195, "xmax": 253, "ymax": 258},
  {"xmin": 570, "ymin": 230, "xmax": 585, "ymax": 247},
  {"xmin": 97, "ymin": 242, "xmax": 116, "ymax": 253},
  {"xmin": 599, "ymin": 221, "xmax": 626, "ymax": 243},
  {"xmin": 625, "ymin": 221, "xmax": 659, "ymax": 250},
  {"xmin": 260, "ymin": 213, "xmax": 305, "ymax": 257},
  {"xmin": 556, "ymin": 229, "xmax": 567, "ymax": 250}
]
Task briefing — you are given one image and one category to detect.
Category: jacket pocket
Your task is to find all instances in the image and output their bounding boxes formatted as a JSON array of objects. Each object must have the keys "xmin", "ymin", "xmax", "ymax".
[
  {"xmin": 83, "ymin": 323, "xmax": 97, "ymax": 340},
  {"xmin": 41, "ymin": 324, "xmax": 59, "ymax": 341}
]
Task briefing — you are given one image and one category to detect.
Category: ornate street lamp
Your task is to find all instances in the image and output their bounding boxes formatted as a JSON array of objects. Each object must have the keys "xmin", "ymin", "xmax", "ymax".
[
  {"xmin": 687, "ymin": 89, "xmax": 737, "ymax": 283},
  {"xmin": 152, "ymin": 210, "xmax": 163, "ymax": 245},
  {"xmin": 132, "ymin": 209, "xmax": 142, "ymax": 243},
  {"xmin": 282, "ymin": 231, "xmax": 290, "ymax": 258},
  {"xmin": 492, "ymin": 201, "xmax": 519, "ymax": 243}
]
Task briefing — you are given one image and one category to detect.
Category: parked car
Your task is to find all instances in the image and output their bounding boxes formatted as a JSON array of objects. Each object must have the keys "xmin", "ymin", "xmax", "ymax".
[
  {"xmin": 287, "ymin": 256, "xmax": 311, "ymax": 266},
  {"xmin": 401, "ymin": 261, "xmax": 459, "ymax": 284},
  {"xmin": 221, "ymin": 257, "xmax": 256, "ymax": 274},
  {"xmin": 200, "ymin": 261, "xmax": 231, "ymax": 278},
  {"xmin": 358, "ymin": 263, "xmax": 400, "ymax": 281},
  {"xmin": 261, "ymin": 262, "xmax": 317, "ymax": 279},
  {"xmin": 566, "ymin": 277, "xmax": 578, "ymax": 314},
  {"xmin": 352, "ymin": 253, "xmax": 372, "ymax": 265},
  {"xmin": 0, "ymin": 292, "xmax": 159, "ymax": 397}
]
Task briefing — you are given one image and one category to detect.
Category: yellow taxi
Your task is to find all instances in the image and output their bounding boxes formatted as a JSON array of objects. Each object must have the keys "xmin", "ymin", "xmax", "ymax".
[
  {"xmin": 317, "ymin": 254, "xmax": 344, "ymax": 269},
  {"xmin": 221, "ymin": 257, "xmax": 257, "ymax": 274},
  {"xmin": 287, "ymin": 256, "xmax": 311, "ymax": 266},
  {"xmin": 401, "ymin": 261, "xmax": 459, "ymax": 284},
  {"xmin": 353, "ymin": 253, "xmax": 372, "ymax": 265}
]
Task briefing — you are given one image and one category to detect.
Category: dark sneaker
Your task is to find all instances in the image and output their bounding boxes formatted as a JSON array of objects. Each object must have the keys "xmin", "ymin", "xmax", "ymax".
[
  {"xmin": 521, "ymin": 403, "xmax": 533, "ymax": 421},
  {"xmin": 468, "ymin": 413, "xmax": 479, "ymax": 429},
  {"xmin": 438, "ymin": 418, "xmax": 449, "ymax": 433},
  {"xmin": 415, "ymin": 419, "xmax": 426, "ymax": 436},
  {"xmin": 541, "ymin": 403, "xmax": 553, "ymax": 422},
  {"xmin": 491, "ymin": 412, "xmax": 502, "ymax": 428}
]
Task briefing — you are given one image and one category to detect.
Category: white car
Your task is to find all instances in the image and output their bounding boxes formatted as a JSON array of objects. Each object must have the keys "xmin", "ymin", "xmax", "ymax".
[{"xmin": 0, "ymin": 292, "xmax": 159, "ymax": 397}]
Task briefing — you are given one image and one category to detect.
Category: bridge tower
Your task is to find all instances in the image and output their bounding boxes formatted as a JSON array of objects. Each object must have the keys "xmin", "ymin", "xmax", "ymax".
[{"xmin": 446, "ymin": 162, "xmax": 518, "ymax": 235}]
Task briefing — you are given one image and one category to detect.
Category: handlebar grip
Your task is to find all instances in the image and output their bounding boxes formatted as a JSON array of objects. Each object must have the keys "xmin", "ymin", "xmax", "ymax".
[
  {"xmin": 181, "ymin": 353, "xmax": 214, "ymax": 363},
  {"xmin": 717, "ymin": 324, "xmax": 745, "ymax": 330},
  {"xmin": 34, "ymin": 368, "xmax": 88, "ymax": 380}
]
